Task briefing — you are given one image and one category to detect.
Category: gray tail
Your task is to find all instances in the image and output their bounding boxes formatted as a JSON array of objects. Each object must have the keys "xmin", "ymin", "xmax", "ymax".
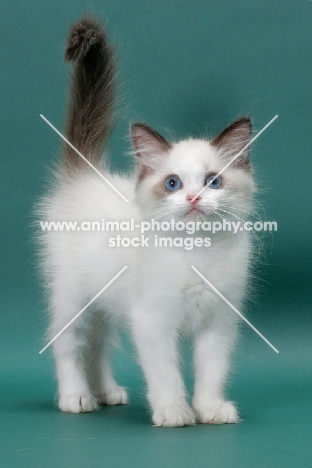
[{"xmin": 63, "ymin": 16, "xmax": 116, "ymax": 169}]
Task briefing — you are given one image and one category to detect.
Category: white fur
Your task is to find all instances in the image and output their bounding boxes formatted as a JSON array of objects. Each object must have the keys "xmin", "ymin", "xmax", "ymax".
[{"xmin": 38, "ymin": 138, "xmax": 255, "ymax": 426}]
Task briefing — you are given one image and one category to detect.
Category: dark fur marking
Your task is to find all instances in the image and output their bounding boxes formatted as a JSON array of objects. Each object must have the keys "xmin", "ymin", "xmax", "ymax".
[
  {"xmin": 211, "ymin": 117, "xmax": 252, "ymax": 170},
  {"xmin": 63, "ymin": 16, "xmax": 116, "ymax": 170},
  {"xmin": 131, "ymin": 123, "xmax": 172, "ymax": 182}
]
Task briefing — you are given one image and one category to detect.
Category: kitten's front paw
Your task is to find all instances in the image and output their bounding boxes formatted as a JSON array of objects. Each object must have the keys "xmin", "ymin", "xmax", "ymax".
[
  {"xmin": 193, "ymin": 399, "xmax": 239, "ymax": 424},
  {"xmin": 59, "ymin": 393, "xmax": 99, "ymax": 413},
  {"xmin": 97, "ymin": 386, "xmax": 128, "ymax": 406},
  {"xmin": 153, "ymin": 402, "xmax": 196, "ymax": 427}
]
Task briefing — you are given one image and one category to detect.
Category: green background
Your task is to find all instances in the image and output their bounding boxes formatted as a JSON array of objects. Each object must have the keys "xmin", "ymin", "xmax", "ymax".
[{"xmin": 1, "ymin": 0, "xmax": 311, "ymax": 466}]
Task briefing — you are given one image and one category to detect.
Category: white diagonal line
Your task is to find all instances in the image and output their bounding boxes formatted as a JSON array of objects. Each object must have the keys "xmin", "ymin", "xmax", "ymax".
[
  {"xmin": 39, "ymin": 266, "xmax": 128, "ymax": 354},
  {"xmin": 40, "ymin": 114, "xmax": 129, "ymax": 203},
  {"xmin": 191, "ymin": 266, "xmax": 279, "ymax": 354},
  {"xmin": 191, "ymin": 115, "xmax": 278, "ymax": 202}
]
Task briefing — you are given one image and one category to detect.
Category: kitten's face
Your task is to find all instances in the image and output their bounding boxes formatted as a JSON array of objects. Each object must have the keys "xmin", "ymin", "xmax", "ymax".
[{"xmin": 132, "ymin": 119, "xmax": 255, "ymax": 223}]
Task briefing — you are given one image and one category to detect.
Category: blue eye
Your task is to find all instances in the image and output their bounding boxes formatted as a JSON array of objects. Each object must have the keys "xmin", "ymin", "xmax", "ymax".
[
  {"xmin": 205, "ymin": 174, "xmax": 222, "ymax": 189},
  {"xmin": 164, "ymin": 175, "xmax": 182, "ymax": 192}
]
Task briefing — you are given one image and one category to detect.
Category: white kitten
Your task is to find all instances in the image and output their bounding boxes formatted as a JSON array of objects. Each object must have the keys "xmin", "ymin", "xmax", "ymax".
[{"xmin": 38, "ymin": 16, "xmax": 255, "ymax": 427}]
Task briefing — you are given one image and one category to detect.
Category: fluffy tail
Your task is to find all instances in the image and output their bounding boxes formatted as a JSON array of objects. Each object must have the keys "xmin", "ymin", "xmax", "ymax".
[{"xmin": 63, "ymin": 16, "xmax": 116, "ymax": 169}]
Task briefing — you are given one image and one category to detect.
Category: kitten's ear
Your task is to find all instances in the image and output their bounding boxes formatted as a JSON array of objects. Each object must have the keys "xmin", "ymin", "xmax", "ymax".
[
  {"xmin": 211, "ymin": 117, "xmax": 252, "ymax": 170},
  {"xmin": 131, "ymin": 123, "xmax": 171, "ymax": 178}
]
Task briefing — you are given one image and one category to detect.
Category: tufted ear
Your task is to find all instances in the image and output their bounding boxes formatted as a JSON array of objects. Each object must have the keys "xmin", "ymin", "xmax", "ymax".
[
  {"xmin": 131, "ymin": 123, "xmax": 171, "ymax": 179},
  {"xmin": 211, "ymin": 117, "xmax": 252, "ymax": 170}
]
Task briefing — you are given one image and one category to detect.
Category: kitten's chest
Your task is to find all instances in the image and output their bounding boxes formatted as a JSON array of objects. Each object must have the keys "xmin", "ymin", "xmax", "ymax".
[
  {"xmin": 176, "ymin": 265, "xmax": 219, "ymax": 332},
  {"xmin": 175, "ymin": 248, "xmax": 226, "ymax": 311},
  {"xmin": 181, "ymin": 262, "xmax": 218, "ymax": 312},
  {"xmin": 177, "ymin": 251, "xmax": 234, "ymax": 331},
  {"xmin": 140, "ymin": 237, "xmax": 248, "ymax": 329}
]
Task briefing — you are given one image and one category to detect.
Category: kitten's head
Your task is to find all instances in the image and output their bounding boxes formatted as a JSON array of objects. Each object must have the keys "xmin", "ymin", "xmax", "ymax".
[{"xmin": 131, "ymin": 118, "xmax": 255, "ymax": 222}]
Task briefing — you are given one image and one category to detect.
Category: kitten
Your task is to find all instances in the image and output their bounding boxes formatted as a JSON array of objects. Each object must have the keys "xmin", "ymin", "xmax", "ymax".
[{"xmin": 38, "ymin": 16, "xmax": 255, "ymax": 427}]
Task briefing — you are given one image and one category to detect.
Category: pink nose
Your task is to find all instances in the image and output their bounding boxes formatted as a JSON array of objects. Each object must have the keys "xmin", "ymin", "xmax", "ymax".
[{"xmin": 187, "ymin": 193, "xmax": 201, "ymax": 206}]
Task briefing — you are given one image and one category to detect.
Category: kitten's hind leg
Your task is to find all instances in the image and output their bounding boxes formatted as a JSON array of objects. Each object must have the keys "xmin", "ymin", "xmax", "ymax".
[
  {"xmin": 88, "ymin": 313, "xmax": 128, "ymax": 406},
  {"xmin": 50, "ymin": 278, "xmax": 98, "ymax": 413}
]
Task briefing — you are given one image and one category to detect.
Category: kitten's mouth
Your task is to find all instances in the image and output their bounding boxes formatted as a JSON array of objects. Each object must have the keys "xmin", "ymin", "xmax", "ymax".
[{"xmin": 186, "ymin": 207, "xmax": 204, "ymax": 216}]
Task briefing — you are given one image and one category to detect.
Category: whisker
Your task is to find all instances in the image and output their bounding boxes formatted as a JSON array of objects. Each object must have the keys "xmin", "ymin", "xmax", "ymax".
[
  {"xmin": 223, "ymin": 205, "xmax": 262, "ymax": 222},
  {"xmin": 218, "ymin": 208, "xmax": 264, "ymax": 256},
  {"xmin": 245, "ymin": 196, "xmax": 267, "ymax": 220}
]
